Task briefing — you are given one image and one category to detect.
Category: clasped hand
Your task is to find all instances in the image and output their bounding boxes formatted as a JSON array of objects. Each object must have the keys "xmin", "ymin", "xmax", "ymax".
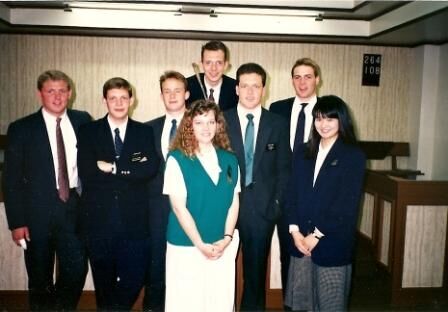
[
  {"xmin": 292, "ymin": 232, "xmax": 319, "ymax": 257},
  {"xmin": 198, "ymin": 238, "xmax": 231, "ymax": 260}
]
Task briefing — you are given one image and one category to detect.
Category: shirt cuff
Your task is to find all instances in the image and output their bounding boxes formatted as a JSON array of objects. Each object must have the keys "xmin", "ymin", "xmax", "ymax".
[
  {"xmin": 314, "ymin": 226, "xmax": 325, "ymax": 238},
  {"xmin": 111, "ymin": 162, "xmax": 117, "ymax": 175},
  {"xmin": 289, "ymin": 224, "xmax": 300, "ymax": 233}
]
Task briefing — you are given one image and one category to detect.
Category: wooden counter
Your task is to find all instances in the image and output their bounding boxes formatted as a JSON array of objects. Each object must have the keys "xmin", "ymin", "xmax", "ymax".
[{"xmin": 360, "ymin": 170, "xmax": 448, "ymax": 305}]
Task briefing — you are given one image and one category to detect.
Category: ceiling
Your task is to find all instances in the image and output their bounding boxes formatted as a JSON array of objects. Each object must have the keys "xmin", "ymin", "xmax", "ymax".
[{"xmin": 0, "ymin": 1, "xmax": 447, "ymax": 47}]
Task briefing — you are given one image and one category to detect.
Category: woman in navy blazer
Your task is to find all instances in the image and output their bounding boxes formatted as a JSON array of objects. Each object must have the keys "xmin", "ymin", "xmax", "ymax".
[{"xmin": 284, "ymin": 95, "xmax": 365, "ymax": 311}]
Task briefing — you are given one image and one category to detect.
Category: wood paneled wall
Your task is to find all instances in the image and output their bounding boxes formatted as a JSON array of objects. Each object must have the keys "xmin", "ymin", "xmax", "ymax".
[{"xmin": 1, "ymin": 34, "xmax": 414, "ymax": 149}]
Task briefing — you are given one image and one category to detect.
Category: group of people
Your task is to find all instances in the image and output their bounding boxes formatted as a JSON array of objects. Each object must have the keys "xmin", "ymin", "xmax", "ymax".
[{"xmin": 2, "ymin": 40, "xmax": 366, "ymax": 312}]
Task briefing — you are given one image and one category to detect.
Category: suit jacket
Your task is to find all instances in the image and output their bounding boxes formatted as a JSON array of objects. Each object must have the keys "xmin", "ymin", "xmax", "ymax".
[
  {"xmin": 145, "ymin": 116, "xmax": 171, "ymax": 222},
  {"xmin": 186, "ymin": 73, "xmax": 238, "ymax": 111},
  {"xmin": 2, "ymin": 108, "xmax": 91, "ymax": 238},
  {"xmin": 77, "ymin": 116, "xmax": 160, "ymax": 239},
  {"xmin": 285, "ymin": 139, "xmax": 366, "ymax": 266},
  {"xmin": 224, "ymin": 108, "xmax": 291, "ymax": 223}
]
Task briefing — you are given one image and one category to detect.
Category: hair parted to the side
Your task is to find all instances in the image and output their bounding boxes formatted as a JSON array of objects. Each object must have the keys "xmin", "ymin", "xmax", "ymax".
[
  {"xmin": 291, "ymin": 57, "xmax": 322, "ymax": 79},
  {"xmin": 102, "ymin": 77, "xmax": 133, "ymax": 98},
  {"xmin": 159, "ymin": 70, "xmax": 188, "ymax": 92},
  {"xmin": 201, "ymin": 40, "xmax": 229, "ymax": 62},
  {"xmin": 37, "ymin": 70, "xmax": 73, "ymax": 91},
  {"xmin": 306, "ymin": 95, "xmax": 358, "ymax": 158},
  {"xmin": 170, "ymin": 99, "xmax": 233, "ymax": 157}
]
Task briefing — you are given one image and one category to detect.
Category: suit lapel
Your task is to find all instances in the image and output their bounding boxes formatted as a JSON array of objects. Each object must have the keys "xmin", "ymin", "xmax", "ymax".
[
  {"xmin": 35, "ymin": 110, "xmax": 57, "ymax": 183},
  {"xmin": 253, "ymin": 109, "xmax": 271, "ymax": 174},
  {"xmin": 225, "ymin": 109, "xmax": 245, "ymax": 178},
  {"xmin": 99, "ymin": 116, "xmax": 116, "ymax": 159},
  {"xmin": 153, "ymin": 117, "xmax": 165, "ymax": 161},
  {"xmin": 313, "ymin": 138, "xmax": 343, "ymax": 189}
]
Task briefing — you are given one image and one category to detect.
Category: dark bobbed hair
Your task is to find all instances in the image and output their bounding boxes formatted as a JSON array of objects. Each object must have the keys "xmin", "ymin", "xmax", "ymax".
[
  {"xmin": 170, "ymin": 99, "xmax": 232, "ymax": 157},
  {"xmin": 236, "ymin": 62, "xmax": 267, "ymax": 87},
  {"xmin": 102, "ymin": 77, "xmax": 133, "ymax": 98},
  {"xmin": 306, "ymin": 95, "xmax": 358, "ymax": 158},
  {"xmin": 201, "ymin": 40, "xmax": 229, "ymax": 62}
]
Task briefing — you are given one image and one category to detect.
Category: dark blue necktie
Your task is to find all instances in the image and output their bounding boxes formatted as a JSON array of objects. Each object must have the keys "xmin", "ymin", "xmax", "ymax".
[
  {"xmin": 293, "ymin": 103, "xmax": 308, "ymax": 152},
  {"xmin": 169, "ymin": 119, "xmax": 177, "ymax": 144},
  {"xmin": 114, "ymin": 128, "xmax": 124, "ymax": 158},
  {"xmin": 244, "ymin": 113, "xmax": 254, "ymax": 186}
]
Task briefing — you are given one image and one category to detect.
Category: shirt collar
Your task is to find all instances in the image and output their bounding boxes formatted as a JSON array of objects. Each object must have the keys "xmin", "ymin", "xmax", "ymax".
[
  {"xmin": 107, "ymin": 115, "xmax": 128, "ymax": 133},
  {"xmin": 237, "ymin": 104, "xmax": 262, "ymax": 120},
  {"xmin": 41, "ymin": 107, "xmax": 68, "ymax": 123}
]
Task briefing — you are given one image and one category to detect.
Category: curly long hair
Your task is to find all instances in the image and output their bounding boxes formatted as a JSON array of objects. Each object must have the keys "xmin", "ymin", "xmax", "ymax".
[{"xmin": 170, "ymin": 99, "xmax": 233, "ymax": 157}]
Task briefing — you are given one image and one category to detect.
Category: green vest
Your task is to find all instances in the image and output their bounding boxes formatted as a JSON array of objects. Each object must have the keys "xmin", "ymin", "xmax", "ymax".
[{"xmin": 166, "ymin": 148, "xmax": 239, "ymax": 246}]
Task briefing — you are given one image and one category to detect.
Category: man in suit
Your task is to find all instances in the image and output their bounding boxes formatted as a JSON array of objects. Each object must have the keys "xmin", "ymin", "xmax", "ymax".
[
  {"xmin": 143, "ymin": 71, "xmax": 189, "ymax": 312},
  {"xmin": 77, "ymin": 77, "xmax": 160, "ymax": 310},
  {"xmin": 224, "ymin": 63, "xmax": 291, "ymax": 311},
  {"xmin": 187, "ymin": 40, "xmax": 238, "ymax": 110},
  {"xmin": 269, "ymin": 57, "xmax": 322, "ymax": 297},
  {"xmin": 2, "ymin": 70, "xmax": 91, "ymax": 310}
]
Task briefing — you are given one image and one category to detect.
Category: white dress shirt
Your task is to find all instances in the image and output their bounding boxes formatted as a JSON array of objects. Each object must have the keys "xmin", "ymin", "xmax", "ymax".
[
  {"xmin": 204, "ymin": 79, "xmax": 223, "ymax": 105},
  {"xmin": 237, "ymin": 104, "xmax": 262, "ymax": 149},
  {"xmin": 107, "ymin": 115, "xmax": 128, "ymax": 143},
  {"xmin": 42, "ymin": 108, "xmax": 79, "ymax": 189},
  {"xmin": 161, "ymin": 114, "xmax": 183, "ymax": 160},
  {"xmin": 290, "ymin": 95, "xmax": 317, "ymax": 149}
]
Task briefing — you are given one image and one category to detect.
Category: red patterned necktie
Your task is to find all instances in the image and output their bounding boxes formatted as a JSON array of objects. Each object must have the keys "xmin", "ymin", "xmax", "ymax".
[{"xmin": 56, "ymin": 117, "xmax": 69, "ymax": 202}]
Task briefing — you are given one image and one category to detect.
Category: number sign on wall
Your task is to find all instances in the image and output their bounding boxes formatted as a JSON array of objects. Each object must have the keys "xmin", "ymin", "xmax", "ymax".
[{"xmin": 362, "ymin": 54, "xmax": 381, "ymax": 86}]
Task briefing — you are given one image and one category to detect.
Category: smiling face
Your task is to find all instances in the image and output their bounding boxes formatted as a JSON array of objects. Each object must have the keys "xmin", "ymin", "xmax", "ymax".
[
  {"xmin": 37, "ymin": 80, "xmax": 72, "ymax": 117},
  {"xmin": 314, "ymin": 115, "xmax": 339, "ymax": 146},
  {"xmin": 236, "ymin": 73, "xmax": 265, "ymax": 110},
  {"xmin": 161, "ymin": 78, "xmax": 189, "ymax": 115},
  {"xmin": 292, "ymin": 64, "xmax": 320, "ymax": 101},
  {"xmin": 192, "ymin": 110, "xmax": 217, "ymax": 149},
  {"xmin": 201, "ymin": 49, "xmax": 228, "ymax": 87},
  {"xmin": 104, "ymin": 88, "xmax": 133, "ymax": 124}
]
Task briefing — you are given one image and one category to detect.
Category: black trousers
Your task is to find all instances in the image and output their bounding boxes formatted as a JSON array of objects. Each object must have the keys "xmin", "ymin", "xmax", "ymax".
[
  {"xmin": 24, "ymin": 192, "xmax": 88, "ymax": 311},
  {"xmin": 143, "ymin": 196, "xmax": 170, "ymax": 312},
  {"xmin": 238, "ymin": 214, "xmax": 276, "ymax": 311},
  {"xmin": 277, "ymin": 212, "xmax": 292, "ymax": 298},
  {"xmin": 88, "ymin": 237, "xmax": 150, "ymax": 311}
]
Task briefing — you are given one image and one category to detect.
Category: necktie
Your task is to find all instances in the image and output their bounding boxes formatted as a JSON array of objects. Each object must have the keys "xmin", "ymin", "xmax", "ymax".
[
  {"xmin": 208, "ymin": 88, "xmax": 215, "ymax": 102},
  {"xmin": 114, "ymin": 128, "xmax": 124, "ymax": 158},
  {"xmin": 244, "ymin": 113, "xmax": 254, "ymax": 186},
  {"xmin": 169, "ymin": 119, "xmax": 177, "ymax": 144},
  {"xmin": 56, "ymin": 117, "xmax": 69, "ymax": 202},
  {"xmin": 293, "ymin": 103, "xmax": 308, "ymax": 152}
]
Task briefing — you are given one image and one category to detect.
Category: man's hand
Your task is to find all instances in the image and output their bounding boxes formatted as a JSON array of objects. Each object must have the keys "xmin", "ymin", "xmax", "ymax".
[
  {"xmin": 97, "ymin": 161, "xmax": 113, "ymax": 173},
  {"xmin": 12, "ymin": 227, "xmax": 30, "ymax": 247}
]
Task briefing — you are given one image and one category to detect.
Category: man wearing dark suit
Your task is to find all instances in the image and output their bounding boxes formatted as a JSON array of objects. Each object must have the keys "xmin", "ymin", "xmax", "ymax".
[
  {"xmin": 77, "ymin": 77, "xmax": 160, "ymax": 310},
  {"xmin": 224, "ymin": 63, "xmax": 291, "ymax": 311},
  {"xmin": 2, "ymin": 70, "xmax": 90, "ymax": 311},
  {"xmin": 143, "ymin": 71, "xmax": 189, "ymax": 312},
  {"xmin": 186, "ymin": 40, "xmax": 238, "ymax": 111},
  {"xmin": 269, "ymin": 57, "xmax": 322, "ymax": 297}
]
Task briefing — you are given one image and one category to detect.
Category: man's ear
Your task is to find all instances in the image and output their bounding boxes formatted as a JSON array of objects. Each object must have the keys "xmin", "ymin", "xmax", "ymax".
[
  {"xmin": 235, "ymin": 85, "xmax": 239, "ymax": 96},
  {"xmin": 185, "ymin": 91, "xmax": 190, "ymax": 101}
]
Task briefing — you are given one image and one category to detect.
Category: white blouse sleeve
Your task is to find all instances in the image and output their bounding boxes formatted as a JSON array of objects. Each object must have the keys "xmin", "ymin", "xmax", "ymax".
[
  {"xmin": 163, "ymin": 156, "xmax": 187, "ymax": 198},
  {"xmin": 234, "ymin": 165, "xmax": 241, "ymax": 194}
]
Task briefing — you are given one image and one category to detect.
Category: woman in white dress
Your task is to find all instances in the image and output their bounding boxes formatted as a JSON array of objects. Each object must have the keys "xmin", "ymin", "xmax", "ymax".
[{"xmin": 163, "ymin": 99, "xmax": 240, "ymax": 312}]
